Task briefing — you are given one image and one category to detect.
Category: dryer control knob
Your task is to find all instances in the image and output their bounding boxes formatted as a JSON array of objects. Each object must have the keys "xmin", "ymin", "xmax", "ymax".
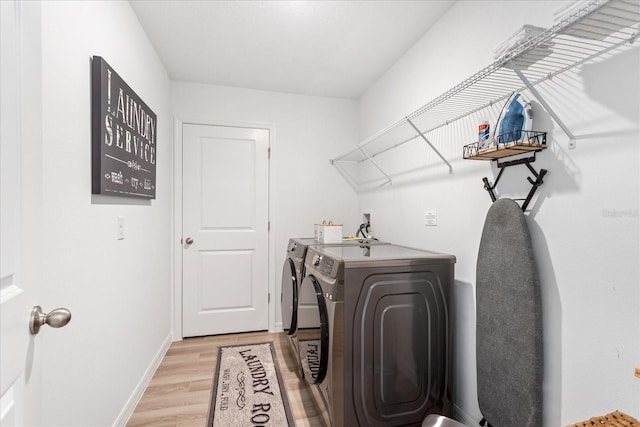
[{"xmin": 313, "ymin": 255, "xmax": 322, "ymax": 266}]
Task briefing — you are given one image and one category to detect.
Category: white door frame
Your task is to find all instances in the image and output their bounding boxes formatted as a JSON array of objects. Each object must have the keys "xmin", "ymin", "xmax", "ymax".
[{"xmin": 172, "ymin": 117, "xmax": 276, "ymax": 340}]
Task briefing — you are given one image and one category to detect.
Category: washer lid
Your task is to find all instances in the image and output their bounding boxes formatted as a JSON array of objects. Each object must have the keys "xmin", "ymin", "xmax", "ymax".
[
  {"xmin": 290, "ymin": 237, "xmax": 388, "ymax": 247},
  {"xmin": 315, "ymin": 244, "xmax": 456, "ymax": 268}
]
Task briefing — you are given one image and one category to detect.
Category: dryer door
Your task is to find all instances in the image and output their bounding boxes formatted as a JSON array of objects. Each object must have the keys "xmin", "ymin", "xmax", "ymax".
[
  {"xmin": 350, "ymin": 270, "xmax": 451, "ymax": 426},
  {"xmin": 281, "ymin": 258, "xmax": 298, "ymax": 334},
  {"xmin": 298, "ymin": 274, "xmax": 329, "ymax": 385}
]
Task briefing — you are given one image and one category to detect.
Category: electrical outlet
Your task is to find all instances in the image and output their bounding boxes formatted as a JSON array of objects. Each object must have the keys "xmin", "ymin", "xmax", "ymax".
[
  {"xmin": 117, "ymin": 216, "xmax": 125, "ymax": 240},
  {"xmin": 425, "ymin": 211, "xmax": 437, "ymax": 226}
]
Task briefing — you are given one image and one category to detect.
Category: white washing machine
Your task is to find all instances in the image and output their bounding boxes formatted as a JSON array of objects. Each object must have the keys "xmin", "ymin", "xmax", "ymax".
[
  {"xmin": 297, "ymin": 244, "xmax": 456, "ymax": 427},
  {"xmin": 280, "ymin": 237, "xmax": 388, "ymax": 377}
]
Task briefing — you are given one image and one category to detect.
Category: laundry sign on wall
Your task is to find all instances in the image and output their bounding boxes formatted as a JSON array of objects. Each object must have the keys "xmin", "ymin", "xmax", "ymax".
[{"xmin": 91, "ymin": 56, "xmax": 157, "ymax": 199}]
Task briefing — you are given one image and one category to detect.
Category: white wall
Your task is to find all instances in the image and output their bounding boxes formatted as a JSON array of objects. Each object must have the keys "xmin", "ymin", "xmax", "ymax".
[
  {"xmin": 29, "ymin": 1, "xmax": 638, "ymax": 425},
  {"xmin": 358, "ymin": 1, "xmax": 639, "ymax": 425},
  {"xmin": 171, "ymin": 82, "xmax": 360, "ymax": 330},
  {"xmin": 40, "ymin": 1, "xmax": 172, "ymax": 425}
]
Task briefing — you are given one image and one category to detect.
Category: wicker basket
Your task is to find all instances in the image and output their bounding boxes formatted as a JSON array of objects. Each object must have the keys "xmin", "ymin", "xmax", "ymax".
[{"xmin": 568, "ymin": 410, "xmax": 640, "ymax": 427}]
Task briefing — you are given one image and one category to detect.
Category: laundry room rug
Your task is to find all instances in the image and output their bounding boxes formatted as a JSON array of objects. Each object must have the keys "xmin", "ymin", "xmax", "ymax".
[
  {"xmin": 207, "ymin": 341, "xmax": 295, "ymax": 427},
  {"xmin": 298, "ymin": 339, "xmax": 322, "ymax": 381}
]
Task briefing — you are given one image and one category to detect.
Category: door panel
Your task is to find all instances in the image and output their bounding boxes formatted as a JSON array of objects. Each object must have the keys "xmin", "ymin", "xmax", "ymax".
[
  {"xmin": 200, "ymin": 138, "xmax": 255, "ymax": 228},
  {"xmin": 199, "ymin": 250, "xmax": 254, "ymax": 309},
  {"xmin": 353, "ymin": 272, "xmax": 448, "ymax": 426},
  {"xmin": 0, "ymin": 1, "xmax": 41, "ymax": 424},
  {"xmin": 1, "ymin": 0, "xmax": 26, "ymax": 398},
  {"xmin": 182, "ymin": 124, "xmax": 269, "ymax": 337}
]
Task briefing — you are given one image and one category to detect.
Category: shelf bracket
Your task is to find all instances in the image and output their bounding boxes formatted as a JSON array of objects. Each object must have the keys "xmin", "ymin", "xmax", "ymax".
[
  {"xmin": 508, "ymin": 60, "xmax": 577, "ymax": 149},
  {"xmin": 358, "ymin": 147, "xmax": 392, "ymax": 186},
  {"xmin": 406, "ymin": 118, "xmax": 453, "ymax": 173},
  {"xmin": 482, "ymin": 153, "xmax": 548, "ymax": 212}
]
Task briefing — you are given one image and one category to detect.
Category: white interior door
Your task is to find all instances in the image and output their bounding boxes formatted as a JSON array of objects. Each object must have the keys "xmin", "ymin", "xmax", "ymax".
[
  {"xmin": 1, "ymin": 1, "xmax": 42, "ymax": 424},
  {"xmin": 182, "ymin": 124, "xmax": 270, "ymax": 337}
]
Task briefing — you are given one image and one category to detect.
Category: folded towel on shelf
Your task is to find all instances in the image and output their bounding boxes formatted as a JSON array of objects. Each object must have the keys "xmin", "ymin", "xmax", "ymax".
[
  {"xmin": 494, "ymin": 25, "xmax": 553, "ymax": 70},
  {"xmin": 493, "ymin": 25, "xmax": 549, "ymax": 60}
]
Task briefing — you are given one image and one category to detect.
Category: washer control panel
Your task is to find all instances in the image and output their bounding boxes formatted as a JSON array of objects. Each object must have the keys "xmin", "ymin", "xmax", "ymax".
[{"xmin": 312, "ymin": 254, "xmax": 334, "ymax": 276}]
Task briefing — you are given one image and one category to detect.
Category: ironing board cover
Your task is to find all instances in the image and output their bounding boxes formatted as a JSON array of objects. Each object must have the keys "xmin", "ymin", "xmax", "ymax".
[{"xmin": 476, "ymin": 198, "xmax": 543, "ymax": 426}]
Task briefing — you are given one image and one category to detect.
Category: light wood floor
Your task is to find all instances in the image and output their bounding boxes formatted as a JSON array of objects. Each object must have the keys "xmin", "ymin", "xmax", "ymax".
[{"xmin": 127, "ymin": 331, "xmax": 330, "ymax": 427}]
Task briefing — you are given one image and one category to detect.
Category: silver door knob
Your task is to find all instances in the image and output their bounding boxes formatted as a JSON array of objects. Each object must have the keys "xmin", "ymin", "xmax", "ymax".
[
  {"xmin": 30, "ymin": 306, "xmax": 72, "ymax": 335},
  {"xmin": 185, "ymin": 237, "xmax": 194, "ymax": 245}
]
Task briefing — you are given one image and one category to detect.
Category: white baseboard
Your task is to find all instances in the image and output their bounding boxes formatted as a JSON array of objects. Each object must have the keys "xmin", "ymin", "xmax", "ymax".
[
  {"xmin": 454, "ymin": 404, "xmax": 479, "ymax": 426},
  {"xmin": 273, "ymin": 320, "xmax": 283, "ymax": 333},
  {"xmin": 113, "ymin": 333, "xmax": 173, "ymax": 427}
]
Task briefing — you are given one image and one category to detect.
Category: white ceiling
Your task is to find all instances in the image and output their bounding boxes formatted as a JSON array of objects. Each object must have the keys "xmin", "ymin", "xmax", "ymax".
[{"xmin": 129, "ymin": 0, "xmax": 456, "ymax": 99}]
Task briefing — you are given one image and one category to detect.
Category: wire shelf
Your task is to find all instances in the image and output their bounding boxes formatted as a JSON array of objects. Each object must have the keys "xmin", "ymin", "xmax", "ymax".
[{"xmin": 330, "ymin": 0, "xmax": 640, "ymax": 188}]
